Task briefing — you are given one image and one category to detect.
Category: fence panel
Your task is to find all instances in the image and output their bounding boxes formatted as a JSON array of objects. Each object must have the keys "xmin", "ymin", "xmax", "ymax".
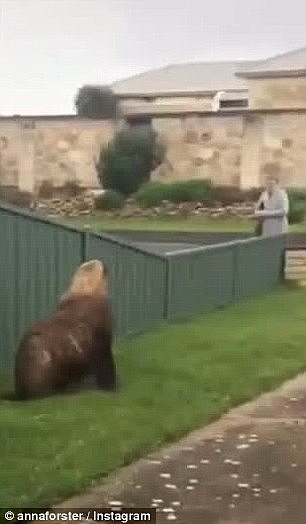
[
  {"xmin": 0, "ymin": 207, "xmax": 83, "ymax": 371},
  {"xmin": 166, "ymin": 243, "xmax": 236, "ymax": 320},
  {"xmin": 234, "ymin": 235, "xmax": 285, "ymax": 300},
  {"xmin": 0, "ymin": 199, "xmax": 286, "ymax": 373},
  {"xmin": 87, "ymin": 234, "xmax": 168, "ymax": 336},
  {"xmin": 165, "ymin": 235, "xmax": 285, "ymax": 321}
]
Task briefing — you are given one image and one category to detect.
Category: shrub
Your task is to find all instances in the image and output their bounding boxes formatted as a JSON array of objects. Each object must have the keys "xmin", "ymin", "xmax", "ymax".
[
  {"xmin": 94, "ymin": 190, "xmax": 125, "ymax": 211},
  {"xmin": 135, "ymin": 183, "xmax": 169, "ymax": 208},
  {"xmin": 96, "ymin": 127, "xmax": 165, "ymax": 196},
  {"xmin": 38, "ymin": 180, "xmax": 54, "ymax": 199},
  {"xmin": 134, "ymin": 183, "xmax": 167, "ymax": 208},
  {"xmin": 167, "ymin": 180, "xmax": 212, "ymax": 204},
  {"xmin": 288, "ymin": 188, "xmax": 306, "ymax": 203},
  {"xmin": 98, "ymin": 153, "xmax": 145, "ymax": 196},
  {"xmin": 0, "ymin": 187, "xmax": 32, "ymax": 209},
  {"xmin": 287, "ymin": 190, "xmax": 306, "ymax": 224},
  {"xmin": 135, "ymin": 182, "xmax": 266, "ymax": 209},
  {"xmin": 75, "ymin": 85, "xmax": 118, "ymax": 119},
  {"xmin": 288, "ymin": 201, "xmax": 305, "ymax": 224},
  {"xmin": 135, "ymin": 180, "xmax": 212, "ymax": 208}
]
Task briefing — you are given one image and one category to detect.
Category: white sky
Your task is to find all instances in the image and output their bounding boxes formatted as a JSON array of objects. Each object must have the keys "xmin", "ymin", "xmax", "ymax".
[{"xmin": 1, "ymin": 0, "xmax": 306, "ymax": 115}]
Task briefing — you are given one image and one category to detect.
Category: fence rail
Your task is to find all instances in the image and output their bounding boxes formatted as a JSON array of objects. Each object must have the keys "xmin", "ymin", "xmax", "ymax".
[
  {"xmin": 0, "ymin": 202, "xmax": 285, "ymax": 372},
  {"xmin": 165, "ymin": 236, "xmax": 285, "ymax": 320}
]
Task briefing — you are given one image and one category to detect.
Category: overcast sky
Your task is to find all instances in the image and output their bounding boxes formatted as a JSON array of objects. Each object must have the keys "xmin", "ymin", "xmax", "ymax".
[{"xmin": 1, "ymin": 0, "xmax": 306, "ymax": 115}]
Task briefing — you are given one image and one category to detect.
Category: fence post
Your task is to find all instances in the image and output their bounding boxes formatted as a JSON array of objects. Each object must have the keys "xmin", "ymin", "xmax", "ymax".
[
  {"xmin": 164, "ymin": 257, "xmax": 171, "ymax": 320},
  {"xmin": 280, "ymin": 234, "xmax": 286, "ymax": 283},
  {"xmin": 82, "ymin": 228, "xmax": 90, "ymax": 262},
  {"xmin": 232, "ymin": 242, "xmax": 239, "ymax": 302}
]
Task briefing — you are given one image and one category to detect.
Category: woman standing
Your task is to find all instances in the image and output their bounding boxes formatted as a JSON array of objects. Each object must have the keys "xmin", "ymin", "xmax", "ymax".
[{"xmin": 254, "ymin": 176, "xmax": 289, "ymax": 236}]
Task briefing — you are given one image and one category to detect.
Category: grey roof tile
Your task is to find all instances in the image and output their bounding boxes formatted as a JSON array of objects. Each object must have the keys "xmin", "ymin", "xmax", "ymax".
[
  {"xmin": 111, "ymin": 47, "xmax": 306, "ymax": 95},
  {"xmin": 112, "ymin": 61, "xmax": 256, "ymax": 96},
  {"xmin": 236, "ymin": 47, "xmax": 306, "ymax": 77}
]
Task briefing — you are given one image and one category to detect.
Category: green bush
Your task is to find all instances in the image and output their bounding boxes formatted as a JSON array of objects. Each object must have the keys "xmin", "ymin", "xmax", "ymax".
[
  {"xmin": 288, "ymin": 188, "xmax": 306, "ymax": 202},
  {"xmin": 94, "ymin": 190, "xmax": 125, "ymax": 211},
  {"xmin": 75, "ymin": 85, "xmax": 118, "ymax": 119},
  {"xmin": 135, "ymin": 182, "xmax": 168, "ymax": 208},
  {"xmin": 168, "ymin": 180, "xmax": 212, "ymax": 203},
  {"xmin": 287, "ymin": 189, "xmax": 306, "ymax": 224},
  {"xmin": 135, "ymin": 181, "xmax": 263, "ymax": 208},
  {"xmin": 96, "ymin": 127, "xmax": 165, "ymax": 196},
  {"xmin": 135, "ymin": 180, "xmax": 212, "ymax": 208},
  {"xmin": 98, "ymin": 153, "xmax": 145, "ymax": 196},
  {"xmin": 288, "ymin": 202, "xmax": 305, "ymax": 224}
]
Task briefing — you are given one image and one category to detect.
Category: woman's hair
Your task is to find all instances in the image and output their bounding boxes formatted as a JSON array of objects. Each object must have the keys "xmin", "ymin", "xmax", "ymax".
[{"xmin": 266, "ymin": 175, "xmax": 279, "ymax": 183}]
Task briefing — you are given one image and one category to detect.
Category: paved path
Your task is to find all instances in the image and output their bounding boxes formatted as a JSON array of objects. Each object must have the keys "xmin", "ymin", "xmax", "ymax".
[{"xmin": 55, "ymin": 373, "xmax": 306, "ymax": 523}]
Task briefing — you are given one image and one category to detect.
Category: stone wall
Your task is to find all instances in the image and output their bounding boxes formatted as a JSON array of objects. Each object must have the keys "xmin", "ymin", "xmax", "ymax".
[
  {"xmin": 1, "ymin": 109, "xmax": 306, "ymax": 193},
  {"xmin": 0, "ymin": 122, "xmax": 20, "ymax": 187},
  {"xmin": 0, "ymin": 117, "xmax": 116, "ymax": 193},
  {"xmin": 152, "ymin": 115, "xmax": 243, "ymax": 186},
  {"xmin": 152, "ymin": 110, "xmax": 306, "ymax": 189},
  {"xmin": 248, "ymin": 77, "xmax": 306, "ymax": 110},
  {"xmin": 258, "ymin": 112, "xmax": 306, "ymax": 187}
]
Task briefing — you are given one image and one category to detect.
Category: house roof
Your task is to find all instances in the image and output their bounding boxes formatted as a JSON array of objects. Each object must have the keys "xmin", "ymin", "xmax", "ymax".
[
  {"xmin": 236, "ymin": 47, "xmax": 306, "ymax": 78},
  {"xmin": 112, "ymin": 61, "xmax": 257, "ymax": 97},
  {"xmin": 111, "ymin": 46, "xmax": 306, "ymax": 98}
]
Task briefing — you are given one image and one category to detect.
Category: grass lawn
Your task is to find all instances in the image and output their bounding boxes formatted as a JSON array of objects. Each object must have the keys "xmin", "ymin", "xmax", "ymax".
[
  {"xmin": 2, "ymin": 286, "xmax": 306, "ymax": 508},
  {"xmin": 63, "ymin": 214, "xmax": 306, "ymax": 234}
]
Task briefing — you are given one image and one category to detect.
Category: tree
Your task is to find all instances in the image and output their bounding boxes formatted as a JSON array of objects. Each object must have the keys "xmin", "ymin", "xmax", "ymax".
[
  {"xmin": 96, "ymin": 127, "xmax": 165, "ymax": 196},
  {"xmin": 75, "ymin": 85, "xmax": 118, "ymax": 119}
]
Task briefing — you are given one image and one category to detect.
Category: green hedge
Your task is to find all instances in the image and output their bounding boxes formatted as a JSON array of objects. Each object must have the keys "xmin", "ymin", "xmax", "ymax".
[
  {"xmin": 288, "ymin": 188, "xmax": 306, "ymax": 202},
  {"xmin": 288, "ymin": 201, "xmax": 306, "ymax": 224},
  {"xmin": 135, "ymin": 181, "xmax": 264, "ymax": 208},
  {"xmin": 96, "ymin": 180, "xmax": 306, "ymax": 224},
  {"xmin": 287, "ymin": 189, "xmax": 306, "ymax": 224},
  {"xmin": 94, "ymin": 190, "xmax": 125, "ymax": 211},
  {"xmin": 135, "ymin": 180, "xmax": 213, "ymax": 208}
]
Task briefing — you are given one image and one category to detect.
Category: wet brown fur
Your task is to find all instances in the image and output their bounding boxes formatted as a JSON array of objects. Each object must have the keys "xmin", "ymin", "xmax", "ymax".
[{"xmin": 14, "ymin": 260, "xmax": 117, "ymax": 400}]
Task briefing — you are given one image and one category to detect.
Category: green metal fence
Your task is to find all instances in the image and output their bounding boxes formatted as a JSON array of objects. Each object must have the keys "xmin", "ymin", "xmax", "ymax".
[
  {"xmin": 234, "ymin": 235, "xmax": 285, "ymax": 300},
  {"xmin": 166, "ymin": 242, "xmax": 236, "ymax": 320},
  {"xmin": 166, "ymin": 234, "xmax": 285, "ymax": 320},
  {"xmin": 0, "ymin": 203, "xmax": 168, "ymax": 371},
  {"xmin": 0, "ymin": 205, "xmax": 85, "ymax": 371},
  {"xmin": 87, "ymin": 233, "xmax": 167, "ymax": 336},
  {"xmin": 0, "ymin": 202, "xmax": 285, "ymax": 372}
]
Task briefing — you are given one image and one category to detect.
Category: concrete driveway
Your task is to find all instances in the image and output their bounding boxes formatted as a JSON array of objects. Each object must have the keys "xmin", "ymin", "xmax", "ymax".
[{"xmin": 55, "ymin": 373, "xmax": 306, "ymax": 523}]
